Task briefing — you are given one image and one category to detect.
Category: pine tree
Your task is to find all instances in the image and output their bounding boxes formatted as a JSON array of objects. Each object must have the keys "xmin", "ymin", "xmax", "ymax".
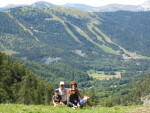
[{"xmin": 88, "ymin": 87, "xmax": 98, "ymax": 105}]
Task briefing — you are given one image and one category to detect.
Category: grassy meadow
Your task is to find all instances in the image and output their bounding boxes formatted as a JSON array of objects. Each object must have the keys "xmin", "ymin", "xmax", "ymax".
[
  {"xmin": 0, "ymin": 104, "xmax": 150, "ymax": 113},
  {"xmin": 87, "ymin": 70, "xmax": 122, "ymax": 80}
]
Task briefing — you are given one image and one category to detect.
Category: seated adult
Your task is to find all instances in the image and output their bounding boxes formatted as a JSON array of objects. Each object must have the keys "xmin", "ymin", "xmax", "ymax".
[
  {"xmin": 52, "ymin": 89, "xmax": 64, "ymax": 107},
  {"xmin": 68, "ymin": 81, "xmax": 92, "ymax": 107},
  {"xmin": 58, "ymin": 81, "xmax": 68, "ymax": 105},
  {"xmin": 67, "ymin": 88, "xmax": 82, "ymax": 109}
]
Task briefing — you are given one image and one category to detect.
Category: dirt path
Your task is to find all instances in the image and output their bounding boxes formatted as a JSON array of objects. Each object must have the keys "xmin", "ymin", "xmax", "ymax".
[
  {"xmin": 128, "ymin": 107, "xmax": 150, "ymax": 113},
  {"xmin": 115, "ymin": 72, "xmax": 121, "ymax": 78}
]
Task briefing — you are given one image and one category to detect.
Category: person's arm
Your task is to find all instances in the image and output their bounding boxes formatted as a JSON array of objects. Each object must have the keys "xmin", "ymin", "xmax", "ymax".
[
  {"xmin": 53, "ymin": 100, "xmax": 56, "ymax": 105},
  {"xmin": 52, "ymin": 96, "xmax": 58, "ymax": 105},
  {"xmin": 52, "ymin": 96, "xmax": 55, "ymax": 104},
  {"xmin": 67, "ymin": 88, "xmax": 71, "ymax": 94},
  {"xmin": 59, "ymin": 95, "xmax": 65, "ymax": 105},
  {"xmin": 77, "ymin": 89, "xmax": 84, "ymax": 98},
  {"xmin": 60, "ymin": 97, "xmax": 63, "ymax": 104},
  {"xmin": 76, "ymin": 94, "xmax": 80, "ymax": 103},
  {"xmin": 76, "ymin": 94, "xmax": 80, "ymax": 107}
]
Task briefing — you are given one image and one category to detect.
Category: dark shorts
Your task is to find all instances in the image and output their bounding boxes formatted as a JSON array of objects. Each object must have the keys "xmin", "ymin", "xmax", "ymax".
[{"xmin": 63, "ymin": 101, "xmax": 67, "ymax": 105}]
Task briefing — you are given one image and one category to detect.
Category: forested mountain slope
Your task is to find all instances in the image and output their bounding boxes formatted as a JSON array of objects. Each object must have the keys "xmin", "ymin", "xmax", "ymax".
[
  {"xmin": 1, "ymin": 7, "xmax": 150, "ymax": 71},
  {"xmin": 0, "ymin": 52, "xmax": 54, "ymax": 104},
  {"xmin": 97, "ymin": 11, "xmax": 150, "ymax": 56},
  {"xmin": 0, "ymin": 7, "xmax": 118, "ymax": 69},
  {"xmin": 0, "ymin": 52, "xmax": 91, "ymax": 104},
  {"xmin": 98, "ymin": 73, "xmax": 150, "ymax": 106},
  {"xmin": 1, "ymin": 52, "xmax": 150, "ymax": 106}
]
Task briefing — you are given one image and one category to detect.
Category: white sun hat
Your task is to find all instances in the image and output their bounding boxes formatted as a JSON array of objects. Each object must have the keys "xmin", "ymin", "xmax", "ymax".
[{"xmin": 59, "ymin": 81, "xmax": 65, "ymax": 86}]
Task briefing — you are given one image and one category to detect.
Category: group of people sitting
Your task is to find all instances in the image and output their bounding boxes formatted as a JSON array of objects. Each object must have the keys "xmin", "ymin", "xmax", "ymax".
[{"xmin": 52, "ymin": 81, "xmax": 92, "ymax": 109}]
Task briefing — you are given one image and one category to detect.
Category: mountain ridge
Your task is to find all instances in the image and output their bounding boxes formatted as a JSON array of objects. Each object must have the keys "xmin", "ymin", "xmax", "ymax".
[
  {"xmin": 0, "ymin": 0, "xmax": 150, "ymax": 12},
  {"xmin": 62, "ymin": 3, "xmax": 95, "ymax": 10},
  {"xmin": 1, "ymin": 7, "xmax": 144, "ymax": 57},
  {"xmin": 92, "ymin": 0, "xmax": 150, "ymax": 12}
]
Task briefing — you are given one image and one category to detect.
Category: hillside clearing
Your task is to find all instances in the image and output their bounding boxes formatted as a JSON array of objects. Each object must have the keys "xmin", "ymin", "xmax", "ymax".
[{"xmin": 87, "ymin": 70, "xmax": 122, "ymax": 80}]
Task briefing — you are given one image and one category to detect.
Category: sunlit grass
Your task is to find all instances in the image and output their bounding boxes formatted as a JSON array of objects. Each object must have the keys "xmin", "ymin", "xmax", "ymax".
[
  {"xmin": 87, "ymin": 70, "xmax": 122, "ymax": 80},
  {"xmin": 0, "ymin": 104, "xmax": 149, "ymax": 113}
]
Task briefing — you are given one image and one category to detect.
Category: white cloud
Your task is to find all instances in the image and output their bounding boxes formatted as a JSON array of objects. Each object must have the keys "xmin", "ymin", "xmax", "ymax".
[{"xmin": 0, "ymin": 0, "xmax": 148, "ymax": 7}]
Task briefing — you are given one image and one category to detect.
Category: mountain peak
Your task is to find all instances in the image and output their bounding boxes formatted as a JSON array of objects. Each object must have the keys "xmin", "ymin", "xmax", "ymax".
[
  {"xmin": 138, "ymin": 0, "xmax": 150, "ymax": 11},
  {"xmin": 31, "ymin": 1, "xmax": 55, "ymax": 7}
]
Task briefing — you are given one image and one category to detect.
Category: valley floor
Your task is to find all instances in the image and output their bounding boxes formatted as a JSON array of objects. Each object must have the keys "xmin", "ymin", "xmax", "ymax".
[{"xmin": 0, "ymin": 104, "xmax": 150, "ymax": 113}]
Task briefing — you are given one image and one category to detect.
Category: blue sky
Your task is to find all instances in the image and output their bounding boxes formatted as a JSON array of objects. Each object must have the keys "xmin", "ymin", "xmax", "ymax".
[{"xmin": 0, "ymin": 0, "xmax": 148, "ymax": 7}]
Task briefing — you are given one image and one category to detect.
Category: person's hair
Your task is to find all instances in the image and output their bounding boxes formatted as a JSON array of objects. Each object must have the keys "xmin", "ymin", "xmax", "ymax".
[
  {"xmin": 70, "ymin": 81, "xmax": 77, "ymax": 88},
  {"xmin": 54, "ymin": 89, "xmax": 59, "ymax": 92}
]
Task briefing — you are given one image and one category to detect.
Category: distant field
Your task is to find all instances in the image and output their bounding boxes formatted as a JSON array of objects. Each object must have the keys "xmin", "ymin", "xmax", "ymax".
[
  {"xmin": 1, "ymin": 50, "xmax": 19, "ymax": 55},
  {"xmin": 132, "ymin": 54, "xmax": 150, "ymax": 59},
  {"xmin": 0, "ymin": 104, "xmax": 150, "ymax": 113},
  {"xmin": 87, "ymin": 70, "xmax": 122, "ymax": 80}
]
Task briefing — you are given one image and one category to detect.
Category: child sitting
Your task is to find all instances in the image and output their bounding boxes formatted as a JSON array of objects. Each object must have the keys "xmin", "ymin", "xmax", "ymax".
[{"xmin": 52, "ymin": 89, "xmax": 64, "ymax": 107}]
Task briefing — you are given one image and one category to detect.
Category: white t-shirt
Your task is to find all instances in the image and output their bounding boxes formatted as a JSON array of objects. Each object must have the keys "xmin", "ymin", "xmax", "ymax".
[{"xmin": 58, "ymin": 88, "xmax": 68, "ymax": 102}]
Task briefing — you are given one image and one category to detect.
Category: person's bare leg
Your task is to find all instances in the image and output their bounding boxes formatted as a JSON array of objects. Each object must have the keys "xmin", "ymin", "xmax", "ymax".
[
  {"xmin": 87, "ymin": 99, "xmax": 93, "ymax": 107},
  {"xmin": 54, "ymin": 103, "xmax": 61, "ymax": 107}
]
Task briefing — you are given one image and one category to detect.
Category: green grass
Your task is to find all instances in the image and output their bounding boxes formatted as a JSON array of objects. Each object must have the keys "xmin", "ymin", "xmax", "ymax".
[
  {"xmin": 93, "ymin": 27, "xmax": 113, "ymax": 44},
  {"xmin": 131, "ymin": 54, "xmax": 150, "ymax": 59},
  {"xmin": 0, "ymin": 104, "xmax": 149, "ymax": 113},
  {"xmin": 99, "ymin": 45, "xmax": 119, "ymax": 55},
  {"xmin": 87, "ymin": 24, "xmax": 104, "ymax": 43}
]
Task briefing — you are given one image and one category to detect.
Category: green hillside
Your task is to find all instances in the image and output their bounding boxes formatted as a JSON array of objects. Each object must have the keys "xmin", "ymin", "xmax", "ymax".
[
  {"xmin": 1, "ymin": 51, "xmax": 150, "ymax": 106},
  {"xmin": 1, "ymin": 7, "xmax": 150, "ymax": 71},
  {"xmin": 0, "ymin": 7, "xmax": 116, "ymax": 71},
  {"xmin": 95, "ymin": 73, "xmax": 150, "ymax": 106},
  {"xmin": 97, "ymin": 11, "xmax": 150, "ymax": 57},
  {"xmin": 0, "ymin": 52, "xmax": 55, "ymax": 104},
  {"xmin": 0, "ymin": 51, "xmax": 92, "ymax": 105},
  {"xmin": 21, "ymin": 60, "xmax": 93, "ymax": 87},
  {"xmin": 0, "ymin": 7, "xmax": 150, "ymax": 75}
]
